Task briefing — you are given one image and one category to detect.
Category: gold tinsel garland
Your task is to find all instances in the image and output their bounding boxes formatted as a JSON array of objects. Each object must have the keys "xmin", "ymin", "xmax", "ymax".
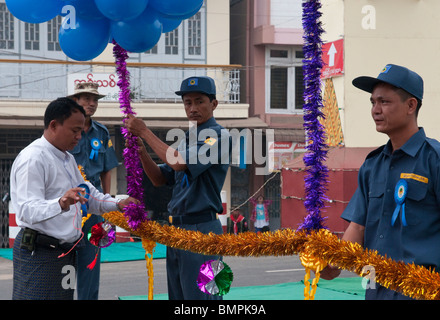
[
  {"xmin": 102, "ymin": 211, "xmax": 440, "ymax": 300},
  {"xmin": 141, "ymin": 238, "xmax": 156, "ymax": 300}
]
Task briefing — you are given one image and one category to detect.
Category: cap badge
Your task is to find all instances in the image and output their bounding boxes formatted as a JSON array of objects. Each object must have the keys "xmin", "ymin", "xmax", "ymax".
[
  {"xmin": 381, "ymin": 65, "xmax": 392, "ymax": 74},
  {"xmin": 188, "ymin": 79, "xmax": 198, "ymax": 86}
]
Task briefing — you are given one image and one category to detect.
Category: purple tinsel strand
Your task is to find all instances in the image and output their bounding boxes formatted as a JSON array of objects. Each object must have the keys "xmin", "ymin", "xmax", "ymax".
[
  {"xmin": 113, "ymin": 41, "xmax": 147, "ymax": 230},
  {"xmin": 298, "ymin": 0, "xmax": 329, "ymax": 232}
]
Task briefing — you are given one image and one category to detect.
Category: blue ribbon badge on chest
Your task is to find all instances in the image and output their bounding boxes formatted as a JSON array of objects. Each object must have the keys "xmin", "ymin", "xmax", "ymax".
[
  {"xmin": 89, "ymin": 138, "xmax": 102, "ymax": 161},
  {"xmin": 77, "ymin": 183, "xmax": 90, "ymax": 217},
  {"xmin": 391, "ymin": 179, "xmax": 408, "ymax": 227}
]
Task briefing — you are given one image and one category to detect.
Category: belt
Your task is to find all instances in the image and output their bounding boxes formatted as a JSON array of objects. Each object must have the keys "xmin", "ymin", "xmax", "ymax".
[
  {"xmin": 168, "ymin": 211, "xmax": 218, "ymax": 225},
  {"xmin": 21, "ymin": 228, "xmax": 79, "ymax": 252},
  {"xmin": 36, "ymin": 233, "xmax": 78, "ymax": 251}
]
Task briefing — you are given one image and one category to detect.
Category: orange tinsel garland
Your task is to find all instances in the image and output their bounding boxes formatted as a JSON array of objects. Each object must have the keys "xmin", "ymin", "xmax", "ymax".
[{"xmin": 103, "ymin": 211, "xmax": 440, "ymax": 300}]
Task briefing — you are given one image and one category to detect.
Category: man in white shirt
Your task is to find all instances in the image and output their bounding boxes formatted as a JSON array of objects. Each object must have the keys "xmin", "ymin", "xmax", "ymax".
[{"xmin": 10, "ymin": 97, "xmax": 138, "ymax": 300}]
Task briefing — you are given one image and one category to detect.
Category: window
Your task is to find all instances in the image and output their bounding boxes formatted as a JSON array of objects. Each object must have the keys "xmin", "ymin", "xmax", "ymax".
[
  {"xmin": 47, "ymin": 16, "xmax": 62, "ymax": 51},
  {"xmin": 145, "ymin": 44, "xmax": 158, "ymax": 54},
  {"xmin": 270, "ymin": 67, "xmax": 288, "ymax": 109},
  {"xmin": 165, "ymin": 28, "xmax": 178, "ymax": 55},
  {"xmin": 24, "ymin": 23, "xmax": 39, "ymax": 50},
  {"xmin": 266, "ymin": 47, "xmax": 304, "ymax": 113},
  {"xmin": 187, "ymin": 12, "xmax": 201, "ymax": 56},
  {"xmin": 141, "ymin": 4, "xmax": 205, "ymax": 63},
  {"xmin": 0, "ymin": 3, "xmax": 14, "ymax": 50}
]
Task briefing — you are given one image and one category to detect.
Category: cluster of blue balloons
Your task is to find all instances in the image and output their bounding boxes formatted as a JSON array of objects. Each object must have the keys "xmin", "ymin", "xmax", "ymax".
[{"xmin": 5, "ymin": 0, "xmax": 203, "ymax": 61}]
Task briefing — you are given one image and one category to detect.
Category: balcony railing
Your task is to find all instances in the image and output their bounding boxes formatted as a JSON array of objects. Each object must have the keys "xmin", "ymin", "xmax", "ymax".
[{"xmin": 0, "ymin": 59, "xmax": 242, "ymax": 104}]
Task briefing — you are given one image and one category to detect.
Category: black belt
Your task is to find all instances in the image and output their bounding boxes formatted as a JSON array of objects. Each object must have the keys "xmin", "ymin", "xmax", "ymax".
[
  {"xmin": 168, "ymin": 211, "xmax": 218, "ymax": 225},
  {"xmin": 21, "ymin": 228, "xmax": 79, "ymax": 252}
]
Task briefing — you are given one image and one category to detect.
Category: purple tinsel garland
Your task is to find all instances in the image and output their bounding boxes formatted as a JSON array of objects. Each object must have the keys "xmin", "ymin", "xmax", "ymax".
[
  {"xmin": 113, "ymin": 41, "xmax": 147, "ymax": 230},
  {"xmin": 298, "ymin": 0, "xmax": 329, "ymax": 232}
]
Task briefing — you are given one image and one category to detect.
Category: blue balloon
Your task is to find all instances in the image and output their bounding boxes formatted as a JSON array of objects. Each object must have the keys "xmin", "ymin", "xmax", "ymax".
[
  {"xmin": 158, "ymin": 1, "xmax": 203, "ymax": 21},
  {"xmin": 111, "ymin": 9, "xmax": 162, "ymax": 53},
  {"xmin": 63, "ymin": 0, "xmax": 105, "ymax": 20},
  {"xmin": 59, "ymin": 17, "xmax": 111, "ymax": 61},
  {"xmin": 5, "ymin": 0, "xmax": 63, "ymax": 23},
  {"xmin": 95, "ymin": 0, "xmax": 149, "ymax": 22},
  {"xmin": 149, "ymin": 0, "xmax": 203, "ymax": 18},
  {"xmin": 158, "ymin": 14, "xmax": 181, "ymax": 33}
]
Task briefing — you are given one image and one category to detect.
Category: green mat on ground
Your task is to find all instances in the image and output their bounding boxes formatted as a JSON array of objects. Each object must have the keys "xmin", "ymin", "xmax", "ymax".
[
  {"xmin": 119, "ymin": 277, "xmax": 365, "ymax": 300},
  {"xmin": 0, "ymin": 241, "xmax": 166, "ymax": 262}
]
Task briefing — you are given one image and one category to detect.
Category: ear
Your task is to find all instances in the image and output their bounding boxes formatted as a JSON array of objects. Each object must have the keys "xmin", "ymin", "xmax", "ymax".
[
  {"xmin": 211, "ymin": 99, "xmax": 218, "ymax": 111},
  {"xmin": 407, "ymin": 97, "xmax": 418, "ymax": 116},
  {"xmin": 48, "ymin": 119, "xmax": 59, "ymax": 132}
]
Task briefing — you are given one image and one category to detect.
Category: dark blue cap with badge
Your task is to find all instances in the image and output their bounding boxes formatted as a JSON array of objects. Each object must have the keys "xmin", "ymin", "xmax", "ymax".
[
  {"xmin": 352, "ymin": 64, "xmax": 424, "ymax": 101},
  {"xmin": 175, "ymin": 76, "xmax": 216, "ymax": 97}
]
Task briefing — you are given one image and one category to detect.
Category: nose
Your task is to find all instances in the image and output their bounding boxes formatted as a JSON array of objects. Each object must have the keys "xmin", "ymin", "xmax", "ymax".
[{"xmin": 371, "ymin": 101, "xmax": 381, "ymax": 115}]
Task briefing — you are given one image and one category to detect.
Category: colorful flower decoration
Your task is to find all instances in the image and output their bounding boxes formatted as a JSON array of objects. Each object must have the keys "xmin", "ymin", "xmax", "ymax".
[
  {"xmin": 87, "ymin": 221, "xmax": 116, "ymax": 270},
  {"xmin": 88, "ymin": 221, "xmax": 116, "ymax": 248},
  {"xmin": 197, "ymin": 260, "xmax": 233, "ymax": 296}
]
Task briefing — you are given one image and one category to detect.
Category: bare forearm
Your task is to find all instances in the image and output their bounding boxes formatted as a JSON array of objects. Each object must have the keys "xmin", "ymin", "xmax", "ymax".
[
  {"xmin": 138, "ymin": 147, "xmax": 167, "ymax": 187},
  {"xmin": 100, "ymin": 170, "xmax": 112, "ymax": 194},
  {"xmin": 342, "ymin": 221, "xmax": 365, "ymax": 246},
  {"xmin": 320, "ymin": 221, "xmax": 365, "ymax": 280},
  {"xmin": 140, "ymin": 127, "xmax": 187, "ymax": 171}
]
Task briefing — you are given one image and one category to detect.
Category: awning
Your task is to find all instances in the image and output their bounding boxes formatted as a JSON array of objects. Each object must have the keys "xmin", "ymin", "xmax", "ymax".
[
  {"xmin": 98, "ymin": 117, "xmax": 269, "ymax": 129},
  {"xmin": 0, "ymin": 116, "xmax": 269, "ymax": 130}
]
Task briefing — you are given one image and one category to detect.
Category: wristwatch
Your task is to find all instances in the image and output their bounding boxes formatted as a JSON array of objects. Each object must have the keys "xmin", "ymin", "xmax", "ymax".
[{"xmin": 116, "ymin": 198, "xmax": 123, "ymax": 212}]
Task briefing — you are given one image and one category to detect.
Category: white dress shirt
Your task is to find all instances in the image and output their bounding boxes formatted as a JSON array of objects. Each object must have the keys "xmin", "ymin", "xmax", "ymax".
[{"xmin": 10, "ymin": 135, "xmax": 119, "ymax": 243}]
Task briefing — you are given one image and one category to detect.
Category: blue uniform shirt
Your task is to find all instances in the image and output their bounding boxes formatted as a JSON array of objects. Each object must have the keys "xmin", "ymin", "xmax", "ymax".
[
  {"xmin": 70, "ymin": 120, "xmax": 119, "ymax": 192},
  {"xmin": 342, "ymin": 128, "xmax": 440, "ymax": 270},
  {"xmin": 160, "ymin": 117, "xmax": 231, "ymax": 216}
]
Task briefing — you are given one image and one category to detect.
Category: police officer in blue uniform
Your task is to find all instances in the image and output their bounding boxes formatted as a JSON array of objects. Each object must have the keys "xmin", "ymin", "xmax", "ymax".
[
  {"xmin": 68, "ymin": 82, "xmax": 119, "ymax": 300},
  {"xmin": 125, "ymin": 76, "xmax": 230, "ymax": 300},
  {"xmin": 320, "ymin": 64, "xmax": 440, "ymax": 300}
]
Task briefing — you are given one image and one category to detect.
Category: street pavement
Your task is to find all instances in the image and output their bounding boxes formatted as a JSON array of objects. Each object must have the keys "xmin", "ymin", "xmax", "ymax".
[{"xmin": 0, "ymin": 254, "xmax": 356, "ymax": 300}]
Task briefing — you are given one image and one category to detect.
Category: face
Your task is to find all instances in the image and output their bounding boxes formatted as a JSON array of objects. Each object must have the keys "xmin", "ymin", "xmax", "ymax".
[
  {"xmin": 49, "ymin": 109, "xmax": 85, "ymax": 151},
  {"xmin": 183, "ymin": 92, "xmax": 217, "ymax": 125},
  {"xmin": 370, "ymin": 83, "xmax": 416, "ymax": 136},
  {"xmin": 74, "ymin": 93, "xmax": 99, "ymax": 117}
]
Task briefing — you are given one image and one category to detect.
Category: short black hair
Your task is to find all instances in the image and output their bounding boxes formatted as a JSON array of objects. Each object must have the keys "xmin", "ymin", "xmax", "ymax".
[
  {"xmin": 181, "ymin": 93, "xmax": 217, "ymax": 102},
  {"xmin": 393, "ymin": 87, "xmax": 422, "ymax": 117},
  {"xmin": 44, "ymin": 97, "xmax": 85, "ymax": 129}
]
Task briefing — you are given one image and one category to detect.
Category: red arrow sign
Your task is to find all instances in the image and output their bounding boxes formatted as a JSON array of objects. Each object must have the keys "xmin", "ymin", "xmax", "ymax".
[{"xmin": 321, "ymin": 39, "xmax": 344, "ymax": 79}]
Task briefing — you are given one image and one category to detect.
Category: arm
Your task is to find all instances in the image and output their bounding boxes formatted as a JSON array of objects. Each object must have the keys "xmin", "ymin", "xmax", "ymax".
[
  {"xmin": 342, "ymin": 221, "xmax": 365, "ymax": 245},
  {"xmin": 137, "ymin": 140, "xmax": 167, "ymax": 187},
  {"xmin": 100, "ymin": 170, "xmax": 112, "ymax": 194},
  {"xmin": 319, "ymin": 221, "xmax": 365, "ymax": 280},
  {"xmin": 125, "ymin": 115, "xmax": 187, "ymax": 172}
]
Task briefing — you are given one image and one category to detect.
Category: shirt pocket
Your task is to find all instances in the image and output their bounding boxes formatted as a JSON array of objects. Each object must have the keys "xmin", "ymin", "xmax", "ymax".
[
  {"xmin": 404, "ymin": 180, "xmax": 428, "ymax": 225},
  {"xmin": 367, "ymin": 183, "xmax": 385, "ymax": 224}
]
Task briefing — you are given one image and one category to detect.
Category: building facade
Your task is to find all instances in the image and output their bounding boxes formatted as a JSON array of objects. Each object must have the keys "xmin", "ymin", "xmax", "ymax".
[
  {"xmin": 230, "ymin": 0, "xmax": 306, "ymax": 230},
  {"xmin": 0, "ymin": 0, "xmax": 267, "ymax": 247}
]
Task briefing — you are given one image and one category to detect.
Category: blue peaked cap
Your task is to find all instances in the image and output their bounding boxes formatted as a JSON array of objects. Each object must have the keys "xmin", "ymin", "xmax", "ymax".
[{"xmin": 352, "ymin": 64, "xmax": 423, "ymax": 101}]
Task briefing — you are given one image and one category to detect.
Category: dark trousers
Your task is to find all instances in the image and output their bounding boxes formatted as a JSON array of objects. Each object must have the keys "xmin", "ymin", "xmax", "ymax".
[
  {"xmin": 13, "ymin": 229, "xmax": 76, "ymax": 300},
  {"xmin": 76, "ymin": 214, "xmax": 102, "ymax": 300},
  {"xmin": 166, "ymin": 219, "xmax": 223, "ymax": 300}
]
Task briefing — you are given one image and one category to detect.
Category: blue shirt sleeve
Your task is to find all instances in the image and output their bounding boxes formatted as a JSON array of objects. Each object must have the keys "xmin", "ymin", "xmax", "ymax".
[
  {"xmin": 102, "ymin": 134, "xmax": 118, "ymax": 172},
  {"xmin": 341, "ymin": 163, "xmax": 369, "ymax": 226},
  {"xmin": 159, "ymin": 163, "xmax": 176, "ymax": 186}
]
